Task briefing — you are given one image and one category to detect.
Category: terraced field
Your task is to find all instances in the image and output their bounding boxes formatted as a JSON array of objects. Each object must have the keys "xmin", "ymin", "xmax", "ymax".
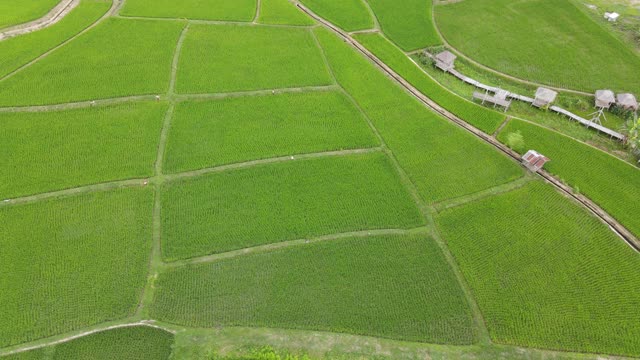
[{"xmin": 1, "ymin": 0, "xmax": 639, "ymax": 359}]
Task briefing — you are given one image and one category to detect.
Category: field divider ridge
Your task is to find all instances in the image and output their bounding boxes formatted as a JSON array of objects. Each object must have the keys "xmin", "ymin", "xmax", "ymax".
[
  {"xmin": 311, "ymin": 24, "xmax": 492, "ymax": 344},
  {"xmin": 0, "ymin": 95, "xmax": 159, "ymax": 113},
  {"xmin": 163, "ymin": 147, "xmax": 383, "ymax": 182},
  {"xmin": 173, "ymin": 85, "xmax": 340, "ymax": 101},
  {"xmin": 163, "ymin": 227, "xmax": 430, "ymax": 268},
  {"xmin": 432, "ymin": 174, "xmax": 536, "ymax": 213},
  {"xmin": 297, "ymin": 1, "xmax": 640, "ymax": 252},
  {"xmin": 113, "ymin": 15, "xmax": 316, "ymax": 29}
]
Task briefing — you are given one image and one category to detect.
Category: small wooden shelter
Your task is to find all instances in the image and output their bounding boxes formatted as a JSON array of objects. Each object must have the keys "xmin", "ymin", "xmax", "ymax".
[
  {"xmin": 434, "ymin": 51, "xmax": 457, "ymax": 72},
  {"xmin": 616, "ymin": 93, "xmax": 638, "ymax": 111},
  {"xmin": 522, "ymin": 150, "xmax": 549, "ymax": 172},
  {"xmin": 604, "ymin": 12, "xmax": 620, "ymax": 22},
  {"xmin": 532, "ymin": 87, "xmax": 558, "ymax": 108},
  {"xmin": 595, "ymin": 90, "xmax": 616, "ymax": 109},
  {"xmin": 473, "ymin": 89, "xmax": 511, "ymax": 111}
]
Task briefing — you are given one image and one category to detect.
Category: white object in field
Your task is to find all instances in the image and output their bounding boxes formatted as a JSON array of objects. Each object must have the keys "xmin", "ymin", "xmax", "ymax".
[
  {"xmin": 522, "ymin": 150, "xmax": 549, "ymax": 172},
  {"xmin": 595, "ymin": 90, "xmax": 616, "ymax": 109},
  {"xmin": 604, "ymin": 12, "xmax": 620, "ymax": 22}
]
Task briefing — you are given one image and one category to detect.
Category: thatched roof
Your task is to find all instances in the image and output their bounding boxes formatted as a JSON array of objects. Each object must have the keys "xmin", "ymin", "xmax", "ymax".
[
  {"xmin": 617, "ymin": 93, "xmax": 638, "ymax": 111},
  {"xmin": 435, "ymin": 51, "xmax": 457, "ymax": 66},
  {"xmin": 595, "ymin": 90, "xmax": 615, "ymax": 108},
  {"xmin": 534, "ymin": 87, "xmax": 558, "ymax": 105}
]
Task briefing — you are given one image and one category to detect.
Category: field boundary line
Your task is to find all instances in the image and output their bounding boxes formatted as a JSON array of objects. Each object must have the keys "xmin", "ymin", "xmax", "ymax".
[
  {"xmin": 164, "ymin": 147, "xmax": 382, "ymax": 181},
  {"xmin": 433, "ymin": 175, "xmax": 535, "ymax": 213},
  {"xmin": 253, "ymin": 0, "xmax": 262, "ymax": 23},
  {"xmin": 0, "ymin": 95, "xmax": 159, "ymax": 113},
  {"xmin": 312, "ymin": 25, "xmax": 491, "ymax": 344},
  {"xmin": 493, "ymin": 116, "xmax": 511, "ymax": 137},
  {"xmin": 429, "ymin": 2, "xmax": 591, "ymax": 97},
  {"xmin": 360, "ymin": 0, "xmax": 381, "ymax": 31},
  {"xmin": 114, "ymin": 15, "xmax": 315, "ymax": 29},
  {"xmin": 174, "ymin": 85, "xmax": 340, "ymax": 101},
  {"xmin": 0, "ymin": 149, "xmax": 380, "ymax": 207},
  {"xmin": 0, "ymin": 0, "xmax": 120, "ymax": 83},
  {"xmin": 164, "ymin": 227, "xmax": 429, "ymax": 268},
  {"xmin": 0, "ymin": 86, "xmax": 341, "ymax": 112},
  {"xmin": 0, "ymin": 179, "xmax": 148, "ymax": 207},
  {"xmin": 168, "ymin": 24, "xmax": 190, "ymax": 96},
  {"xmin": 298, "ymin": 2, "xmax": 640, "ymax": 253},
  {"xmin": 0, "ymin": 321, "xmax": 175, "ymax": 357}
]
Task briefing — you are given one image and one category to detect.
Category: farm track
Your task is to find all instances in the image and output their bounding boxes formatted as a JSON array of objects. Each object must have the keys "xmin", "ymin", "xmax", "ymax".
[
  {"xmin": 428, "ymin": 4, "xmax": 592, "ymax": 97},
  {"xmin": 114, "ymin": 14, "xmax": 314, "ymax": 28},
  {"xmin": 295, "ymin": 2, "xmax": 640, "ymax": 253},
  {"xmin": 0, "ymin": 0, "xmax": 78, "ymax": 40}
]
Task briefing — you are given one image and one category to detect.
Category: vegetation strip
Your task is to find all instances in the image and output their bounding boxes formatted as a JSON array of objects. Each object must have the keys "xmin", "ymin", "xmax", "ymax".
[
  {"xmin": 297, "ymin": 2, "xmax": 639, "ymax": 252},
  {"xmin": 164, "ymin": 227, "xmax": 429, "ymax": 268}
]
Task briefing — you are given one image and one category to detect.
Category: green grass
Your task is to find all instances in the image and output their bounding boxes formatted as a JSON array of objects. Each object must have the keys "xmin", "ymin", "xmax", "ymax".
[
  {"xmin": 435, "ymin": 0, "xmax": 640, "ymax": 94},
  {"xmin": 437, "ymin": 181, "xmax": 640, "ymax": 357},
  {"xmin": 315, "ymin": 28, "xmax": 523, "ymax": 204},
  {"xmin": 51, "ymin": 326, "xmax": 174, "ymax": 360},
  {"xmin": 258, "ymin": 0, "xmax": 315, "ymax": 26},
  {"xmin": 0, "ymin": 19, "xmax": 184, "ymax": 106},
  {"xmin": 0, "ymin": 102, "xmax": 166, "ymax": 199},
  {"xmin": 152, "ymin": 233, "xmax": 476, "ymax": 344},
  {"xmin": 0, "ymin": 0, "xmax": 109, "ymax": 78},
  {"xmin": 353, "ymin": 33, "xmax": 506, "ymax": 134},
  {"xmin": 161, "ymin": 153, "xmax": 424, "ymax": 260},
  {"xmin": 297, "ymin": 0, "xmax": 373, "ymax": 31},
  {"xmin": 177, "ymin": 25, "xmax": 332, "ymax": 94},
  {"xmin": 0, "ymin": 0, "xmax": 59, "ymax": 29},
  {"xmin": 0, "ymin": 188, "xmax": 154, "ymax": 347},
  {"xmin": 164, "ymin": 91, "xmax": 379, "ymax": 173},
  {"xmin": 121, "ymin": 0, "xmax": 256, "ymax": 22},
  {"xmin": 497, "ymin": 119, "xmax": 640, "ymax": 239},
  {"xmin": 366, "ymin": 0, "xmax": 441, "ymax": 51}
]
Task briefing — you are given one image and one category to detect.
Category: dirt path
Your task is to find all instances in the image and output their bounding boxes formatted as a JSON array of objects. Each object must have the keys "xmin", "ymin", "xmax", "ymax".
[
  {"xmin": 0, "ymin": 0, "xmax": 79, "ymax": 41},
  {"xmin": 296, "ymin": 2, "xmax": 640, "ymax": 252}
]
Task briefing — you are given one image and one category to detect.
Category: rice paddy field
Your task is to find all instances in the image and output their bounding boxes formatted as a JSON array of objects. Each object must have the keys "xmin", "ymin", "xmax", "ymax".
[
  {"xmin": 2, "ymin": 0, "xmax": 640, "ymax": 359},
  {"xmin": 0, "ymin": 0, "xmax": 60, "ymax": 29},
  {"xmin": 435, "ymin": 0, "xmax": 640, "ymax": 94}
]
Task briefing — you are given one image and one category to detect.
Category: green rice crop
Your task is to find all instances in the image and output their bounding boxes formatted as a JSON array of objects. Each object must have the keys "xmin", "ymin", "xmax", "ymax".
[
  {"xmin": 121, "ymin": 0, "xmax": 256, "ymax": 22},
  {"xmin": 0, "ymin": 188, "xmax": 154, "ymax": 347},
  {"xmin": 0, "ymin": 0, "xmax": 109, "ymax": 78},
  {"xmin": 2, "ymin": 326, "xmax": 174, "ymax": 359},
  {"xmin": 257, "ymin": 0, "xmax": 314, "ymax": 26},
  {"xmin": 177, "ymin": 25, "xmax": 332, "ymax": 94},
  {"xmin": 51, "ymin": 326, "xmax": 173, "ymax": 360},
  {"xmin": 497, "ymin": 119, "xmax": 640, "ymax": 239},
  {"xmin": 297, "ymin": 0, "xmax": 373, "ymax": 31},
  {"xmin": 435, "ymin": 0, "xmax": 640, "ymax": 94},
  {"xmin": 353, "ymin": 33, "xmax": 505, "ymax": 134},
  {"xmin": 366, "ymin": 0, "xmax": 441, "ymax": 51},
  {"xmin": 0, "ymin": 19, "xmax": 184, "ymax": 106},
  {"xmin": 437, "ymin": 181, "xmax": 640, "ymax": 357},
  {"xmin": 164, "ymin": 91, "xmax": 379, "ymax": 173},
  {"xmin": 0, "ymin": 102, "xmax": 166, "ymax": 199},
  {"xmin": 161, "ymin": 153, "xmax": 424, "ymax": 260},
  {"xmin": 314, "ymin": 28, "xmax": 523, "ymax": 204},
  {"xmin": 151, "ymin": 233, "xmax": 476, "ymax": 344},
  {"xmin": 0, "ymin": 0, "xmax": 59, "ymax": 29}
]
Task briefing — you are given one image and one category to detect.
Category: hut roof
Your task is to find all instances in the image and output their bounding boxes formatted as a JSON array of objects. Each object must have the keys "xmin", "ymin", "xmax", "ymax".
[
  {"xmin": 435, "ymin": 51, "xmax": 457, "ymax": 66},
  {"xmin": 535, "ymin": 87, "xmax": 558, "ymax": 103},
  {"xmin": 595, "ymin": 90, "xmax": 615, "ymax": 108},
  {"xmin": 617, "ymin": 93, "xmax": 638, "ymax": 111}
]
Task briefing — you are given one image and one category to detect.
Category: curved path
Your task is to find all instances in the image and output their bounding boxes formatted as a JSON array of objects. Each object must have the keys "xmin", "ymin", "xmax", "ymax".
[
  {"xmin": 296, "ymin": 2, "xmax": 640, "ymax": 252},
  {"xmin": 0, "ymin": 0, "xmax": 79, "ymax": 40}
]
